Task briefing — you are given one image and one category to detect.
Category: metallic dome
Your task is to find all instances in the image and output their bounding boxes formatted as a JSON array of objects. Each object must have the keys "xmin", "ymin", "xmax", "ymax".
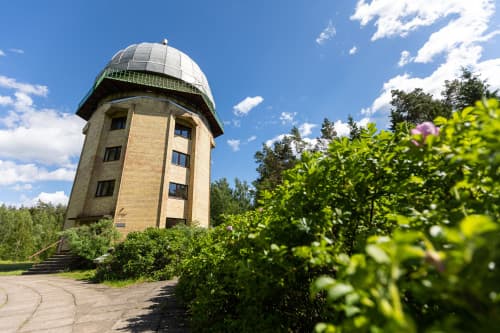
[{"xmin": 105, "ymin": 42, "xmax": 215, "ymax": 107}]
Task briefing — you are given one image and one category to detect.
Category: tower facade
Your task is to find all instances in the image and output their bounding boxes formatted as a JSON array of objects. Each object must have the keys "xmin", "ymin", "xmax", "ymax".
[{"xmin": 63, "ymin": 41, "xmax": 223, "ymax": 234}]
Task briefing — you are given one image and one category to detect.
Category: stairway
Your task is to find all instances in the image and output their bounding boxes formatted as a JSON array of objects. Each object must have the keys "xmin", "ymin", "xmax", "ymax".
[{"xmin": 23, "ymin": 251, "xmax": 80, "ymax": 275}]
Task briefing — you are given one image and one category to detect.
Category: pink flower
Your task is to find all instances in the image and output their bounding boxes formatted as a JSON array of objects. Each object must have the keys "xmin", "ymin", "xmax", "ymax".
[
  {"xmin": 411, "ymin": 122, "xmax": 439, "ymax": 146},
  {"xmin": 226, "ymin": 225, "xmax": 233, "ymax": 231}
]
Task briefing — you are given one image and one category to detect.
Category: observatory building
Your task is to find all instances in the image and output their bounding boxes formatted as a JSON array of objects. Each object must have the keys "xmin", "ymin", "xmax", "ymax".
[{"xmin": 63, "ymin": 40, "xmax": 223, "ymax": 234}]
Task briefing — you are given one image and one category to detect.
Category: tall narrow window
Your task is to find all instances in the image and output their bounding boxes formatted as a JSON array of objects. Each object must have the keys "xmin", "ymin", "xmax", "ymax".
[
  {"xmin": 172, "ymin": 151, "xmax": 190, "ymax": 167},
  {"xmin": 95, "ymin": 180, "xmax": 115, "ymax": 197},
  {"xmin": 110, "ymin": 116, "xmax": 126, "ymax": 130},
  {"xmin": 168, "ymin": 182, "xmax": 188, "ymax": 199},
  {"xmin": 103, "ymin": 146, "xmax": 122, "ymax": 162},
  {"xmin": 174, "ymin": 123, "xmax": 191, "ymax": 139}
]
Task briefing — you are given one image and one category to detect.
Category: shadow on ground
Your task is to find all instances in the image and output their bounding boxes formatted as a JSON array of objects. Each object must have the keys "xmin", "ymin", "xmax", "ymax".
[{"xmin": 118, "ymin": 283, "xmax": 190, "ymax": 333}]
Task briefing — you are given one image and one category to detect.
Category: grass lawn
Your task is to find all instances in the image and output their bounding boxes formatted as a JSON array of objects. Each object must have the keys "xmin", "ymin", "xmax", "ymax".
[
  {"xmin": 55, "ymin": 269, "xmax": 150, "ymax": 288},
  {"xmin": 0, "ymin": 261, "xmax": 33, "ymax": 276}
]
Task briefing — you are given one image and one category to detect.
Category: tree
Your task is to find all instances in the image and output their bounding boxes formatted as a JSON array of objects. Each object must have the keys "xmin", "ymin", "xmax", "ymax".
[
  {"xmin": 210, "ymin": 178, "xmax": 253, "ymax": 226},
  {"xmin": 389, "ymin": 88, "xmax": 451, "ymax": 131},
  {"xmin": 315, "ymin": 118, "xmax": 337, "ymax": 151},
  {"xmin": 347, "ymin": 115, "xmax": 361, "ymax": 140},
  {"xmin": 443, "ymin": 68, "xmax": 499, "ymax": 111},
  {"xmin": 254, "ymin": 129, "xmax": 298, "ymax": 200}
]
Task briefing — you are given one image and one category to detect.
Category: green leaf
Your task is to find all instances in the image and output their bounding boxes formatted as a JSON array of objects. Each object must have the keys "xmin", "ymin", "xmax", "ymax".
[
  {"xmin": 366, "ymin": 244, "xmax": 390, "ymax": 264},
  {"xmin": 460, "ymin": 215, "xmax": 497, "ymax": 238},
  {"xmin": 327, "ymin": 283, "xmax": 354, "ymax": 301}
]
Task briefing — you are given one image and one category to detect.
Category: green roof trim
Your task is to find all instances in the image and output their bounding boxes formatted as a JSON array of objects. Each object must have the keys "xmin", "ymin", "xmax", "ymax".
[{"xmin": 78, "ymin": 68, "xmax": 224, "ymax": 133}]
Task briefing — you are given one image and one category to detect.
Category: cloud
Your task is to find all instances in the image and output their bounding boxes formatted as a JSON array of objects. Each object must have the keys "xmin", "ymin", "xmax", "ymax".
[
  {"xmin": 9, "ymin": 48, "xmax": 24, "ymax": 54},
  {"xmin": 227, "ymin": 139, "xmax": 241, "ymax": 152},
  {"xmin": 316, "ymin": 20, "xmax": 336, "ymax": 45},
  {"xmin": 25, "ymin": 191, "xmax": 69, "ymax": 206},
  {"xmin": 398, "ymin": 50, "xmax": 412, "ymax": 67},
  {"xmin": 0, "ymin": 160, "xmax": 75, "ymax": 186},
  {"xmin": 0, "ymin": 75, "xmax": 48, "ymax": 96},
  {"xmin": 333, "ymin": 117, "xmax": 371, "ymax": 137},
  {"xmin": 352, "ymin": 0, "xmax": 500, "ymax": 115},
  {"xmin": 349, "ymin": 46, "xmax": 358, "ymax": 55},
  {"xmin": 265, "ymin": 134, "xmax": 288, "ymax": 147},
  {"xmin": 247, "ymin": 135, "xmax": 257, "ymax": 142},
  {"xmin": 298, "ymin": 122, "xmax": 317, "ymax": 137},
  {"xmin": 279, "ymin": 112, "xmax": 297, "ymax": 125},
  {"xmin": 0, "ymin": 95, "xmax": 13, "ymax": 105},
  {"xmin": 0, "ymin": 106, "xmax": 85, "ymax": 165},
  {"xmin": 233, "ymin": 96, "xmax": 264, "ymax": 116},
  {"xmin": 0, "ymin": 78, "xmax": 85, "ymax": 165},
  {"xmin": 0, "ymin": 50, "xmax": 5, "ymax": 57},
  {"xmin": 10, "ymin": 183, "xmax": 32, "ymax": 191}
]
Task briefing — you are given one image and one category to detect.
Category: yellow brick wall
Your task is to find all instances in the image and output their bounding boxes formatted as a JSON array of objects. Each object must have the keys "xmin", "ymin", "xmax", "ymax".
[{"xmin": 64, "ymin": 93, "xmax": 215, "ymax": 235}]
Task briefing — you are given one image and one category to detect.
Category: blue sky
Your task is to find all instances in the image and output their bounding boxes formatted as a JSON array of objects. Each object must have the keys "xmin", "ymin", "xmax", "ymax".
[{"xmin": 0, "ymin": 0, "xmax": 499, "ymax": 206}]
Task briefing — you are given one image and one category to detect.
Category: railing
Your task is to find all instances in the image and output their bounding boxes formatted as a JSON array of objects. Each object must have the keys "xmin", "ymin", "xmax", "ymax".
[{"xmin": 27, "ymin": 239, "xmax": 62, "ymax": 261}]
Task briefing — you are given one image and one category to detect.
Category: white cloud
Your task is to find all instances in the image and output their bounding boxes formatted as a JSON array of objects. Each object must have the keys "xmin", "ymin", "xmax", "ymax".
[
  {"xmin": 349, "ymin": 46, "xmax": 358, "ymax": 55},
  {"xmin": 265, "ymin": 134, "xmax": 288, "ymax": 147},
  {"xmin": 0, "ymin": 160, "xmax": 75, "ymax": 186},
  {"xmin": 0, "ymin": 107, "xmax": 85, "ymax": 165},
  {"xmin": 398, "ymin": 50, "xmax": 412, "ymax": 67},
  {"xmin": 298, "ymin": 122, "xmax": 317, "ymax": 137},
  {"xmin": 233, "ymin": 96, "xmax": 264, "ymax": 116},
  {"xmin": 10, "ymin": 183, "xmax": 32, "ymax": 191},
  {"xmin": 0, "ymin": 50, "xmax": 5, "ymax": 57},
  {"xmin": 0, "ymin": 75, "xmax": 48, "ymax": 96},
  {"xmin": 332, "ymin": 117, "xmax": 371, "ymax": 137},
  {"xmin": 247, "ymin": 135, "xmax": 257, "ymax": 142},
  {"xmin": 352, "ymin": 0, "xmax": 500, "ymax": 115},
  {"xmin": 9, "ymin": 48, "xmax": 24, "ymax": 54},
  {"xmin": 27, "ymin": 191, "xmax": 69, "ymax": 206},
  {"xmin": 0, "ymin": 95, "xmax": 13, "ymax": 105},
  {"xmin": 227, "ymin": 139, "xmax": 241, "ymax": 152},
  {"xmin": 316, "ymin": 20, "xmax": 336, "ymax": 45},
  {"xmin": 279, "ymin": 112, "xmax": 297, "ymax": 124}
]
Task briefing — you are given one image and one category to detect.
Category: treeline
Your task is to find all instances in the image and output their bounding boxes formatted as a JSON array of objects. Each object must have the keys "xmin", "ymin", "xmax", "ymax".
[
  {"xmin": 252, "ymin": 68, "xmax": 498, "ymax": 200},
  {"xmin": 210, "ymin": 70, "xmax": 497, "ymax": 222},
  {"xmin": 0, "ymin": 202, "xmax": 66, "ymax": 261}
]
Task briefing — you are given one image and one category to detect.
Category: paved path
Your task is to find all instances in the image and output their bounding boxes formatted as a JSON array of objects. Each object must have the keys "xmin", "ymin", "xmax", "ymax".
[{"xmin": 0, "ymin": 275, "xmax": 188, "ymax": 333}]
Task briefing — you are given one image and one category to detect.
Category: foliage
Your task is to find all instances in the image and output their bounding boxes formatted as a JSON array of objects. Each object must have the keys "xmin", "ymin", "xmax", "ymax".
[
  {"xmin": 95, "ymin": 225, "xmax": 206, "ymax": 281},
  {"xmin": 0, "ymin": 202, "xmax": 65, "ymax": 261},
  {"xmin": 210, "ymin": 178, "xmax": 253, "ymax": 227},
  {"xmin": 60, "ymin": 219, "xmax": 120, "ymax": 261},
  {"xmin": 390, "ymin": 68, "xmax": 497, "ymax": 131},
  {"xmin": 443, "ymin": 68, "xmax": 498, "ymax": 111},
  {"xmin": 389, "ymin": 88, "xmax": 451, "ymax": 131},
  {"xmin": 177, "ymin": 99, "xmax": 500, "ymax": 332}
]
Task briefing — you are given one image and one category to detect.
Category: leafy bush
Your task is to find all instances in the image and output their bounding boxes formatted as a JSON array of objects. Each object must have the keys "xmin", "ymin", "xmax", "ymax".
[
  {"xmin": 177, "ymin": 100, "xmax": 500, "ymax": 332},
  {"xmin": 96, "ymin": 225, "xmax": 206, "ymax": 281},
  {"xmin": 60, "ymin": 219, "xmax": 120, "ymax": 261}
]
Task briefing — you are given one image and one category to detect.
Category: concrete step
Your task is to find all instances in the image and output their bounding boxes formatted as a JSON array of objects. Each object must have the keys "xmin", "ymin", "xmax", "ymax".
[{"xmin": 23, "ymin": 252, "xmax": 81, "ymax": 275}]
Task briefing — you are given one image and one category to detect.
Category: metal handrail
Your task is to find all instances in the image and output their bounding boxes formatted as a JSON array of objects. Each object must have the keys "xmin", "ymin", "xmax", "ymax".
[{"xmin": 27, "ymin": 239, "xmax": 62, "ymax": 260}]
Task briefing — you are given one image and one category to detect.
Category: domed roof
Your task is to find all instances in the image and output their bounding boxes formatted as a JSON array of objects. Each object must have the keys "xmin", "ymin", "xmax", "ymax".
[
  {"xmin": 77, "ymin": 40, "xmax": 223, "ymax": 137},
  {"xmin": 105, "ymin": 42, "xmax": 215, "ymax": 107}
]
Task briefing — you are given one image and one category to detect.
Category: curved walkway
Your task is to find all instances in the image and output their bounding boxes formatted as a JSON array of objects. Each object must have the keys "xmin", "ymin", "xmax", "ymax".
[{"xmin": 0, "ymin": 275, "xmax": 188, "ymax": 333}]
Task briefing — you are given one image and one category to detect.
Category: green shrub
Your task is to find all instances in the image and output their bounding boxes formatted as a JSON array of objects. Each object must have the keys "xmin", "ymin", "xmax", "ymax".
[
  {"xmin": 60, "ymin": 219, "xmax": 120, "ymax": 261},
  {"xmin": 177, "ymin": 100, "xmax": 500, "ymax": 332},
  {"xmin": 96, "ymin": 225, "xmax": 206, "ymax": 281}
]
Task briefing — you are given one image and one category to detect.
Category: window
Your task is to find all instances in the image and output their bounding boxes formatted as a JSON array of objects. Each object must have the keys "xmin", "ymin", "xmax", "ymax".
[
  {"xmin": 174, "ymin": 123, "xmax": 191, "ymax": 139},
  {"xmin": 110, "ymin": 116, "xmax": 126, "ymax": 130},
  {"xmin": 172, "ymin": 151, "xmax": 190, "ymax": 167},
  {"xmin": 103, "ymin": 146, "xmax": 121, "ymax": 162},
  {"xmin": 166, "ymin": 218, "xmax": 186, "ymax": 228},
  {"xmin": 95, "ymin": 180, "xmax": 115, "ymax": 197},
  {"xmin": 168, "ymin": 182, "xmax": 188, "ymax": 199}
]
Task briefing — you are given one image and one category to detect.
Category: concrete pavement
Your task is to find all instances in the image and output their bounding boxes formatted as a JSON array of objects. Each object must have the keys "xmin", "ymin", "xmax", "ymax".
[{"xmin": 0, "ymin": 275, "xmax": 188, "ymax": 333}]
